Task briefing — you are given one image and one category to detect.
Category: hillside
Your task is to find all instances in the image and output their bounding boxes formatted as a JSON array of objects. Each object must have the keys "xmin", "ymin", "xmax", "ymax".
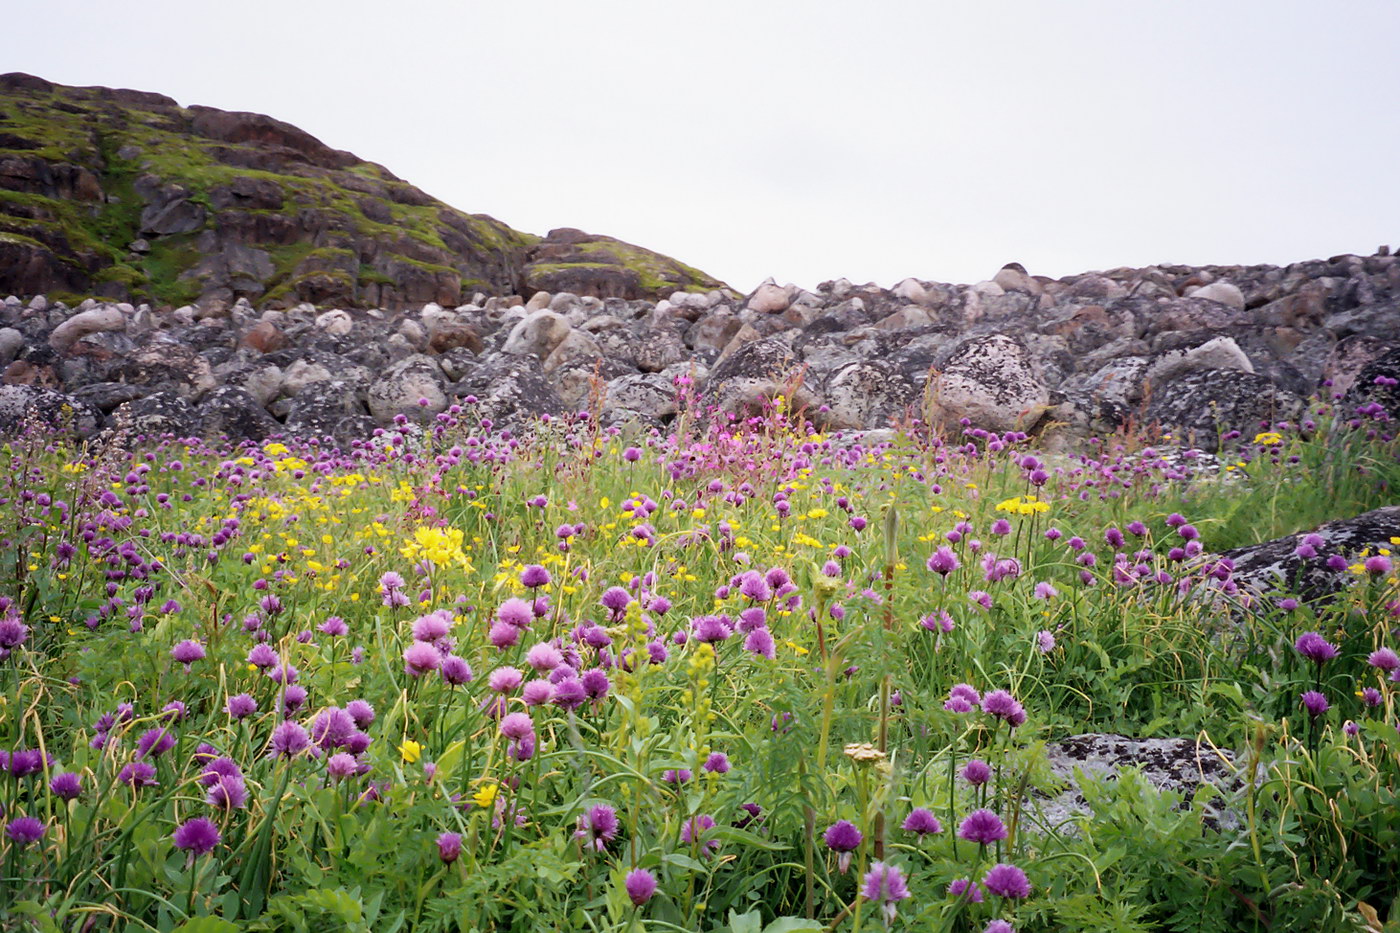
[{"xmin": 0, "ymin": 72, "xmax": 727, "ymax": 309}]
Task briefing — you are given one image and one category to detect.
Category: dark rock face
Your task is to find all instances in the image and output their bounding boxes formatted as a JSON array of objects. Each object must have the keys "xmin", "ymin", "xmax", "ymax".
[
  {"xmin": 1342, "ymin": 346, "xmax": 1400, "ymax": 423},
  {"xmin": 1144, "ymin": 369, "xmax": 1306, "ymax": 452},
  {"xmin": 1222, "ymin": 506, "xmax": 1400, "ymax": 604},
  {"xmin": 0, "ymin": 74, "xmax": 728, "ymax": 309}
]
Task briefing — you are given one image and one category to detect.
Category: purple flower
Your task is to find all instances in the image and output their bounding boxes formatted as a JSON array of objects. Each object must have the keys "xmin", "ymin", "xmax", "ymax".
[
  {"xmin": 310, "ymin": 707, "xmax": 357, "ymax": 751},
  {"xmin": 1033, "ymin": 581, "xmax": 1058, "ymax": 600},
  {"xmin": 488, "ymin": 666, "xmax": 524, "ymax": 693},
  {"xmin": 552, "ymin": 678, "xmax": 587, "ymax": 710},
  {"xmin": 411, "ymin": 610, "xmax": 452, "ymax": 642},
  {"xmin": 500, "ymin": 712, "xmax": 534, "ymax": 741},
  {"xmin": 50, "ymin": 771, "xmax": 82, "ymax": 800},
  {"xmin": 270, "ymin": 721, "xmax": 311, "ymax": 758},
  {"xmin": 703, "ymin": 752, "xmax": 731, "ymax": 773},
  {"xmin": 962, "ymin": 759, "xmax": 993, "ymax": 785},
  {"xmin": 403, "ymin": 641, "xmax": 442, "ymax": 676},
  {"xmin": 983, "ymin": 863, "xmax": 1031, "ymax": 898},
  {"xmin": 437, "ymin": 831, "xmax": 462, "ymax": 863},
  {"xmin": 1368, "ymin": 648, "xmax": 1399, "ymax": 672},
  {"xmin": 206, "ymin": 774, "xmax": 248, "ymax": 810},
  {"xmin": 927, "ymin": 546, "xmax": 961, "ymax": 575},
  {"xmin": 171, "ymin": 639, "xmax": 205, "ymax": 669},
  {"xmin": 5, "ymin": 816, "xmax": 45, "ymax": 846},
  {"xmin": 948, "ymin": 878, "xmax": 984, "ymax": 903},
  {"xmin": 681, "ymin": 813, "xmax": 719, "ymax": 855},
  {"xmin": 738, "ymin": 572, "xmax": 773, "ymax": 602},
  {"xmin": 496, "ymin": 598, "xmax": 534, "ymax": 629},
  {"xmin": 744, "ymin": 627, "xmax": 776, "ymax": 659},
  {"xmin": 441, "ymin": 655, "xmax": 473, "ymax": 686},
  {"xmin": 958, "ymin": 809, "xmax": 1007, "ymax": 845},
  {"xmin": 319, "ymin": 616, "xmax": 348, "ymax": 637},
  {"xmin": 226, "ymin": 693, "xmax": 258, "ymax": 719},
  {"xmin": 522, "ymin": 679, "xmax": 554, "ymax": 705},
  {"xmin": 581, "ymin": 668, "xmax": 611, "ymax": 700},
  {"xmin": 346, "ymin": 700, "xmax": 375, "ymax": 728},
  {"xmin": 981, "ymin": 690, "xmax": 1026, "ymax": 727},
  {"xmin": 489, "ymin": 621, "xmax": 521, "ymax": 649},
  {"xmin": 0, "ymin": 616, "xmax": 29, "ymax": 650},
  {"xmin": 526, "ymin": 642, "xmax": 564, "ymax": 671},
  {"xmin": 1362, "ymin": 687, "xmax": 1382, "ymax": 707},
  {"xmin": 1301, "ymin": 690, "xmax": 1329, "ymax": 718},
  {"xmin": 118, "ymin": 761, "xmax": 158, "ymax": 787},
  {"xmin": 172, "ymin": 817, "xmax": 221, "ymax": 856},
  {"xmin": 984, "ymin": 921, "xmax": 1015, "ymax": 933},
  {"xmin": 624, "ymin": 867, "xmax": 657, "ymax": 906},
  {"xmin": 247, "ymin": 644, "xmax": 278, "ymax": 669},
  {"xmin": 824, "ymin": 819, "xmax": 862, "ymax": 872},
  {"xmin": 692, "ymin": 615, "xmax": 733, "ymax": 644},
  {"xmin": 1364, "ymin": 555, "xmax": 1393, "ymax": 576},
  {"xmin": 862, "ymin": 862, "xmax": 911, "ymax": 923},
  {"xmin": 1294, "ymin": 632, "xmax": 1339, "ymax": 664},
  {"xmin": 136, "ymin": 727, "xmax": 176, "ymax": 759},
  {"xmin": 1037, "ymin": 629, "xmax": 1056, "ymax": 653},
  {"xmin": 520, "ymin": 564, "xmax": 551, "ymax": 588},
  {"xmin": 576, "ymin": 804, "xmax": 619, "ymax": 851},
  {"xmin": 600, "ymin": 587, "xmax": 632, "ymax": 614},
  {"xmin": 662, "ymin": 768, "xmax": 692, "ymax": 784},
  {"xmin": 902, "ymin": 808, "xmax": 942, "ymax": 836}
]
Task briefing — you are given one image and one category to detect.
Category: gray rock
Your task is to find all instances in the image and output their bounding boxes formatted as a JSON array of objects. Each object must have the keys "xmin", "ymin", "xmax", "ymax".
[
  {"xmin": 928, "ymin": 334, "xmax": 1050, "ymax": 433},
  {"xmin": 197, "ymin": 386, "xmax": 280, "ymax": 442},
  {"xmin": 367, "ymin": 355, "xmax": 447, "ymax": 425},
  {"xmin": 0, "ymin": 327, "xmax": 22, "ymax": 366},
  {"xmin": 109, "ymin": 392, "xmax": 197, "ymax": 439},
  {"xmin": 1144, "ymin": 369, "xmax": 1305, "ymax": 452},
  {"xmin": 705, "ymin": 337, "xmax": 821, "ymax": 421},
  {"xmin": 49, "ymin": 305, "xmax": 125, "ymax": 351},
  {"xmin": 605, "ymin": 373, "xmax": 677, "ymax": 419},
  {"xmin": 821, "ymin": 360, "xmax": 920, "ymax": 430},
  {"xmin": 502, "ymin": 310, "xmax": 571, "ymax": 359},
  {"xmin": 449, "ymin": 354, "xmax": 566, "ymax": 428},
  {"xmin": 0, "ymin": 385, "xmax": 100, "ymax": 436},
  {"xmin": 286, "ymin": 380, "xmax": 371, "ymax": 443},
  {"xmin": 1222, "ymin": 505, "xmax": 1400, "ymax": 606}
]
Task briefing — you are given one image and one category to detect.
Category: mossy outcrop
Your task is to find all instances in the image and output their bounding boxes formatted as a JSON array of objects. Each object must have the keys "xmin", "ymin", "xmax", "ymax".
[{"xmin": 0, "ymin": 73, "xmax": 727, "ymax": 309}]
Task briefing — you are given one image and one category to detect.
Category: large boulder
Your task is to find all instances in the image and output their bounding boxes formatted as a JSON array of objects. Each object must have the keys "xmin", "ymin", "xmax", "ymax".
[
  {"xmin": 928, "ymin": 334, "xmax": 1049, "ymax": 433},
  {"xmin": 1144, "ymin": 369, "xmax": 1305, "ymax": 452},
  {"xmin": 49, "ymin": 305, "xmax": 126, "ymax": 351},
  {"xmin": 1341, "ymin": 346, "xmax": 1400, "ymax": 424},
  {"xmin": 366, "ymin": 355, "xmax": 447, "ymax": 426},
  {"xmin": 197, "ymin": 386, "xmax": 280, "ymax": 442},
  {"xmin": 285, "ymin": 380, "xmax": 373, "ymax": 443},
  {"xmin": 704, "ymin": 337, "xmax": 822, "ymax": 421},
  {"xmin": 821, "ymin": 360, "xmax": 921, "ymax": 430},
  {"xmin": 1221, "ymin": 506, "xmax": 1400, "ymax": 605},
  {"xmin": 449, "ymin": 355, "xmax": 566, "ymax": 428},
  {"xmin": 109, "ymin": 392, "xmax": 198, "ymax": 439},
  {"xmin": 502, "ymin": 310, "xmax": 571, "ymax": 359},
  {"xmin": 0, "ymin": 385, "xmax": 99, "ymax": 436}
]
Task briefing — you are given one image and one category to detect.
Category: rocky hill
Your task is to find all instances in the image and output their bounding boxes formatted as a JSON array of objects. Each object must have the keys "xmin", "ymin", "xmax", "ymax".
[
  {"xmin": 0, "ymin": 73, "xmax": 726, "ymax": 309},
  {"xmin": 2, "ymin": 246, "xmax": 1397, "ymax": 451}
]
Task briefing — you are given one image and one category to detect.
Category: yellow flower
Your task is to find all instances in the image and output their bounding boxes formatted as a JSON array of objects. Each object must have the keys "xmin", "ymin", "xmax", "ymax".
[
  {"xmin": 399, "ymin": 739, "xmax": 422, "ymax": 764},
  {"xmin": 995, "ymin": 495, "xmax": 1050, "ymax": 516},
  {"xmin": 473, "ymin": 782, "xmax": 498, "ymax": 808},
  {"xmin": 1254, "ymin": 431, "xmax": 1283, "ymax": 446}
]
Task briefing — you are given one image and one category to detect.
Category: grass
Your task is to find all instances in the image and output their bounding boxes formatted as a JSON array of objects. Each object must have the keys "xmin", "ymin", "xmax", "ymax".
[{"xmin": 0, "ymin": 392, "xmax": 1397, "ymax": 931}]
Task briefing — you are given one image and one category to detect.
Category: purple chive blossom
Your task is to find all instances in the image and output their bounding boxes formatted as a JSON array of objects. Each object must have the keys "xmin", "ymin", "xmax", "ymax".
[
  {"xmin": 403, "ymin": 641, "xmax": 442, "ymax": 676},
  {"xmin": 500, "ymin": 712, "xmax": 534, "ymax": 741},
  {"xmin": 1033, "ymin": 581, "xmax": 1058, "ymax": 600},
  {"xmin": 526, "ymin": 642, "xmax": 564, "ymax": 671},
  {"xmin": 1301, "ymin": 690, "xmax": 1330, "ymax": 717},
  {"xmin": 346, "ymin": 700, "xmax": 375, "ymax": 728},
  {"xmin": 50, "ymin": 771, "xmax": 82, "ymax": 800},
  {"xmin": 1364, "ymin": 554, "xmax": 1393, "ymax": 576},
  {"xmin": 823, "ymin": 819, "xmax": 863, "ymax": 872},
  {"xmin": 902, "ymin": 808, "xmax": 942, "ymax": 836},
  {"xmin": 411, "ymin": 610, "xmax": 452, "ymax": 642},
  {"xmin": 984, "ymin": 921, "xmax": 1015, "ymax": 933},
  {"xmin": 520, "ymin": 564, "xmax": 551, "ymax": 588},
  {"xmin": 226, "ymin": 694, "xmax": 258, "ymax": 719},
  {"xmin": 1295, "ymin": 631, "xmax": 1339, "ymax": 664},
  {"xmin": 441, "ymin": 655, "xmax": 473, "ymax": 686},
  {"xmin": 496, "ymin": 598, "xmax": 534, "ymax": 629},
  {"xmin": 576, "ymin": 804, "xmax": 620, "ymax": 851},
  {"xmin": 319, "ymin": 616, "xmax": 348, "ymax": 636},
  {"xmin": 1368, "ymin": 648, "xmax": 1400, "ymax": 672},
  {"xmin": 681, "ymin": 814, "xmax": 719, "ymax": 855},
  {"xmin": 981, "ymin": 690, "xmax": 1027, "ymax": 727},
  {"xmin": 437, "ymin": 832, "xmax": 462, "ymax": 863},
  {"xmin": 5, "ymin": 816, "xmax": 45, "ymax": 846},
  {"xmin": 247, "ymin": 644, "xmax": 278, "ymax": 669},
  {"xmin": 522, "ymin": 679, "xmax": 555, "ymax": 705},
  {"xmin": 703, "ymin": 752, "xmax": 731, "ymax": 773},
  {"xmin": 171, "ymin": 639, "xmax": 205, "ymax": 670},
  {"xmin": 927, "ymin": 546, "xmax": 961, "ymax": 575},
  {"xmin": 744, "ymin": 627, "xmax": 776, "ymax": 659},
  {"xmin": 117, "ymin": 761, "xmax": 158, "ymax": 787},
  {"xmin": 958, "ymin": 809, "xmax": 1008, "ymax": 845},
  {"xmin": 1037, "ymin": 630, "xmax": 1056, "ymax": 653},
  {"xmin": 206, "ymin": 774, "xmax": 249, "ymax": 810},
  {"xmin": 488, "ymin": 666, "xmax": 524, "ymax": 693},
  {"xmin": 172, "ymin": 817, "xmax": 221, "ymax": 856},
  {"xmin": 945, "ymin": 683, "xmax": 981, "ymax": 712},
  {"xmin": 624, "ymin": 867, "xmax": 658, "ymax": 906},
  {"xmin": 949, "ymin": 878, "xmax": 984, "ymax": 903},
  {"xmin": 270, "ymin": 721, "xmax": 311, "ymax": 757},
  {"xmin": 962, "ymin": 759, "xmax": 993, "ymax": 785},
  {"xmin": 983, "ymin": 863, "xmax": 1032, "ymax": 899},
  {"xmin": 862, "ymin": 861, "xmax": 911, "ymax": 923},
  {"xmin": 136, "ymin": 728, "xmax": 176, "ymax": 759},
  {"xmin": 600, "ymin": 587, "xmax": 632, "ymax": 615},
  {"xmin": 1362, "ymin": 687, "xmax": 1383, "ymax": 707}
]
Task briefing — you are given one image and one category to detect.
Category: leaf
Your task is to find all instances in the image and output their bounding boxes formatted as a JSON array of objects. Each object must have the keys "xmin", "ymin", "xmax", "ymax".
[
  {"xmin": 727, "ymin": 909, "xmax": 762, "ymax": 933},
  {"xmin": 763, "ymin": 920, "xmax": 825, "ymax": 933},
  {"xmin": 712, "ymin": 826, "xmax": 790, "ymax": 852},
  {"xmin": 172, "ymin": 919, "xmax": 241, "ymax": 933},
  {"xmin": 662, "ymin": 852, "xmax": 709, "ymax": 873}
]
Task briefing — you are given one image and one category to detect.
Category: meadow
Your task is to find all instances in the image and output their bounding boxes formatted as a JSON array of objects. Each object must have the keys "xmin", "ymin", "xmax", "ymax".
[{"xmin": 1, "ymin": 396, "xmax": 1398, "ymax": 933}]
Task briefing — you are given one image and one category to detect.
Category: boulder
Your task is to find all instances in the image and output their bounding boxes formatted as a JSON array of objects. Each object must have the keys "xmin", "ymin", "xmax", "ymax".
[
  {"xmin": 746, "ymin": 282, "xmax": 790, "ymax": 314},
  {"xmin": 0, "ymin": 385, "xmax": 99, "ymax": 436},
  {"xmin": 605, "ymin": 373, "xmax": 677, "ymax": 419},
  {"xmin": 109, "ymin": 392, "xmax": 198, "ymax": 439},
  {"xmin": 820, "ymin": 359, "xmax": 921, "ymax": 430},
  {"xmin": 0, "ymin": 327, "xmax": 22, "ymax": 366},
  {"xmin": 502, "ymin": 310, "xmax": 571, "ymax": 359},
  {"xmin": 197, "ymin": 386, "xmax": 280, "ymax": 442},
  {"xmin": 1186, "ymin": 281, "xmax": 1246, "ymax": 310},
  {"xmin": 121, "ymin": 341, "xmax": 216, "ymax": 397},
  {"xmin": 286, "ymin": 380, "xmax": 373, "ymax": 443},
  {"xmin": 928, "ymin": 334, "xmax": 1050, "ymax": 433},
  {"xmin": 1221, "ymin": 506, "xmax": 1400, "ymax": 605},
  {"xmin": 705, "ymin": 337, "xmax": 821, "ymax": 421},
  {"xmin": 1143, "ymin": 335, "xmax": 1254, "ymax": 387},
  {"xmin": 49, "ymin": 305, "xmax": 125, "ymax": 351},
  {"xmin": 1144, "ymin": 369, "xmax": 1305, "ymax": 452},
  {"xmin": 1341, "ymin": 346, "xmax": 1400, "ymax": 423},
  {"xmin": 449, "ymin": 355, "xmax": 566, "ymax": 427},
  {"xmin": 366, "ymin": 355, "xmax": 447, "ymax": 425}
]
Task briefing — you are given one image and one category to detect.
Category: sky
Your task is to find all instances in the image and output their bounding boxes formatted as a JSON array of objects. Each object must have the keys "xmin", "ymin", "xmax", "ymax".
[{"xmin": 8, "ymin": 0, "xmax": 1400, "ymax": 293}]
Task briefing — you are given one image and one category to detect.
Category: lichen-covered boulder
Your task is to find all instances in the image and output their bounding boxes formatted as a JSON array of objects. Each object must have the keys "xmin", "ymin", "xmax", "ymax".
[
  {"xmin": 704, "ymin": 337, "xmax": 821, "ymax": 421},
  {"xmin": 197, "ymin": 386, "xmax": 279, "ymax": 443},
  {"xmin": 109, "ymin": 391, "xmax": 198, "ymax": 439},
  {"xmin": 366, "ymin": 355, "xmax": 446, "ymax": 425},
  {"xmin": 0, "ymin": 385, "xmax": 100, "ymax": 436},
  {"xmin": 1144, "ymin": 369, "xmax": 1304, "ymax": 452},
  {"xmin": 605, "ymin": 373, "xmax": 677, "ymax": 419},
  {"xmin": 1221, "ymin": 506, "xmax": 1400, "ymax": 605},
  {"xmin": 502, "ymin": 310, "xmax": 571, "ymax": 359},
  {"xmin": 1341, "ymin": 346, "xmax": 1400, "ymax": 423},
  {"xmin": 449, "ymin": 355, "xmax": 566, "ymax": 428},
  {"xmin": 48, "ymin": 304, "xmax": 125, "ymax": 351},
  {"xmin": 820, "ymin": 360, "xmax": 920, "ymax": 430},
  {"xmin": 928, "ymin": 334, "xmax": 1049, "ymax": 433},
  {"xmin": 285, "ymin": 380, "xmax": 372, "ymax": 444}
]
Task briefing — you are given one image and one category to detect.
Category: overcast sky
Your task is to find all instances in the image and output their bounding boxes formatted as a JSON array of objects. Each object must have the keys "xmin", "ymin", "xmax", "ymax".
[{"xmin": 9, "ymin": 1, "xmax": 1400, "ymax": 292}]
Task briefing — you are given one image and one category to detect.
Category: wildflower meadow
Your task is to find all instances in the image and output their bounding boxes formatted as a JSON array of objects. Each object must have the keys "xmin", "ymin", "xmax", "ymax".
[{"xmin": 1, "ymin": 395, "xmax": 1398, "ymax": 933}]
